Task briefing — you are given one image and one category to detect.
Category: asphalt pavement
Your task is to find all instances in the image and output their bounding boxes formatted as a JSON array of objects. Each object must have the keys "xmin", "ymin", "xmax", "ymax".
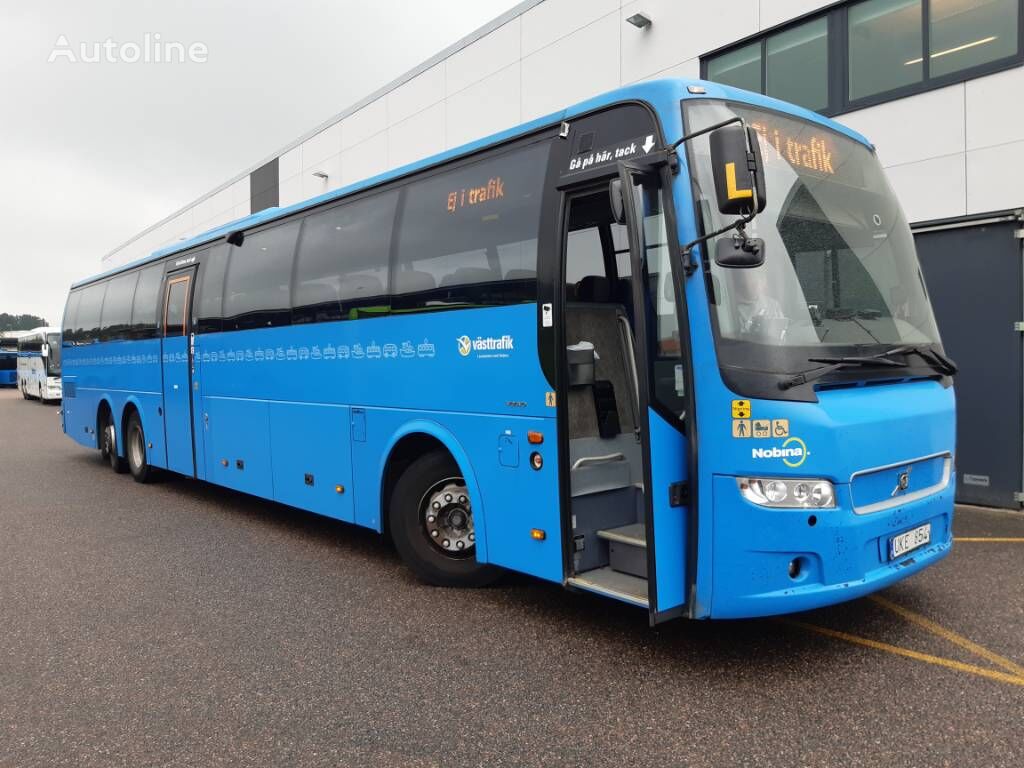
[{"xmin": 1, "ymin": 387, "xmax": 1022, "ymax": 767}]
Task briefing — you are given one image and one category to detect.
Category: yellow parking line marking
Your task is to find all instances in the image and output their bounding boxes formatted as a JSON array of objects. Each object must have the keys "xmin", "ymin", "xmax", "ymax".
[
  {"xmin": 783, "ymin": 620, "xmax": 1024, "ymax": 688},
  {"xmin": 954, "ymin": 537, "xmax": 1024, "ymax": 543},
  {"xmin": 869, "ymin": 595, "xmax": 1024, "ymax": 678}
]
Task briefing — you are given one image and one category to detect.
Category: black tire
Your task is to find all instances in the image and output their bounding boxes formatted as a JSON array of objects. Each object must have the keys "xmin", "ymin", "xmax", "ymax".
[
  {"xmin": 389, "ymin": 451, "xmax": 500, "ymax": 588},
  {"xmin": 125, "ymin": 411, "xmax": 155, "ymax": 483},
  {"xmin": 99, "ymin": 412, "xmax": 127, "ymax": 473}
]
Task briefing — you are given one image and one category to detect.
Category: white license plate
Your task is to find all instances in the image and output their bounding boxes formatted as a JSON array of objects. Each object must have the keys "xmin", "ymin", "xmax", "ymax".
[{"xmin": 890, "ymin": 523, "xmax": 931, "ymax": 560}]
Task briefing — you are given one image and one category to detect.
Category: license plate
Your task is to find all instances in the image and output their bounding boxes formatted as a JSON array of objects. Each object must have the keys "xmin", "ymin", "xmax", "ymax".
[{"xmin": 890, "ymin": 523, "xmax": 931, "ymax": 560}]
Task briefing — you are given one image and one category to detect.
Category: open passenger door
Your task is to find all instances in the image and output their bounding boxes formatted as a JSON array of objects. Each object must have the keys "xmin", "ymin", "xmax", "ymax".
[{"xmin": 616, "ymin": 159, "xmax": 691, "ymax": 623}]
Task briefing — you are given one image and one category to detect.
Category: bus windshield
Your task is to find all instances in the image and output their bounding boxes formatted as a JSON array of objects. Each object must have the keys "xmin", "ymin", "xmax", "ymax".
[
  {"xmin": 46, "ymin": 333, "xmax": 61, "ymax": 375},
  {"xmin": 684, "ymin": 101, "xmax": 941, "ymax": 380}
]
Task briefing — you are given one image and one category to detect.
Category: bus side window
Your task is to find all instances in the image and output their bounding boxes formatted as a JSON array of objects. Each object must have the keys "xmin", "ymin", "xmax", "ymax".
[
  {"xmin": 99, "ymin": 271, "xmax": 140, "ymax": 343},
  {"xmin": 195, "ymin": 246, "xmax": 227, "ymax": 334},
  {"xmin": 75, "ymin": 283, "xmax": 107, "ymax": 346},
  {"xmin": 222, "ymin": 221, "xmax": 301, "ymax": 331},
  {"xmin": 62, "ymin": 291, "xmax": 82, "ymax": 345},
  {"xmin": 391, "ymin": 141, "xmax": 549, "ymax": 311},
  {"xmin": 130, "ymin": 265, "xmax": 164, "ymax": 340},
  {"xmin": 292, "ymin": 191, "xmax": 397, "ymax": 324}
]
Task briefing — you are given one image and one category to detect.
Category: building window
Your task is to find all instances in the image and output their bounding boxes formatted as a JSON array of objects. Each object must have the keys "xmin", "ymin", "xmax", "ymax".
[
  {"xmin": 849, "ymin": 0, "xmax": 924, "ymax": 100},
  {"xmin": 702, "ymin": 0, "xmax": 1023, "ymax": 116},
  {"xmin": 928, "ymin": 0, "xmax": 1020, "ymax": 78},
  {"xmin": 706, "ymin": 41, "xmax": 762, "ymax": 92},
  {"xmin": 767, "ymin": 16, "xmax": 830, "ymax": 111}
]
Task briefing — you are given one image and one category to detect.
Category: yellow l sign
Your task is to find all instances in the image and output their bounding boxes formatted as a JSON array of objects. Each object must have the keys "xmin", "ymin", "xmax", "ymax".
[{"xmin": 725, "ymin": 162, "xmax": 753, "ymax": 200}]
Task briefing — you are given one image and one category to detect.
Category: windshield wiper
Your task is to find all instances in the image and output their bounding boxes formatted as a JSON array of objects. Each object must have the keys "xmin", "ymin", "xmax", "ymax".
[
  {"xmin": 779, "ymin": 345, "xmax": 957, "ymax": 390},
  {"xmin": 779, "ymin": 353, "xmax": 904, "ymax": 390},
  {"xmin": 881, "ymin": 344, "xmax": 958, "ymax": 376}
]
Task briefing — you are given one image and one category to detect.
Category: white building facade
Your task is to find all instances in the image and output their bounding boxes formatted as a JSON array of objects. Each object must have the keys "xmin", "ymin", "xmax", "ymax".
[{"xmin": 101, "ymin": 0, "xmax": 1024, "ymax": 507}]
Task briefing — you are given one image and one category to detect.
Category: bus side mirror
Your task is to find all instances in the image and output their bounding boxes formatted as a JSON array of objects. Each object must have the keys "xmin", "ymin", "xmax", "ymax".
[
  {"xmin": 40, "ymin": 343, "xmax": 49, "ymax": 357},
  {"xmin": 710, "ymin": 125, "xmax": 766, "ymax": 216},
  {"xmin": 608, "ymin": 178, "xmax": 626, "ymax": 225}
]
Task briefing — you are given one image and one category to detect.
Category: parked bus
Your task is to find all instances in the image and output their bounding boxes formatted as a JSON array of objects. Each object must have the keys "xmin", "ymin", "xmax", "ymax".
[
  {"xmin": 18, "ymin": 327, "xmax": 62, "ymax": 402},
  {"xmin": 60, "ymin": 79, "xmax": 956, "ymax": 621},
  {"xmin": 0, "ymin": 334, "xmax": 18, "ymax": 387}
]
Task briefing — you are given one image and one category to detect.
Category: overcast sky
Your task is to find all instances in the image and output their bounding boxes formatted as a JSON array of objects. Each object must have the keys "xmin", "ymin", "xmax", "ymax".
[{"xmin": 0, "ymin": 0, "xmax": 520, "ymax": 327}]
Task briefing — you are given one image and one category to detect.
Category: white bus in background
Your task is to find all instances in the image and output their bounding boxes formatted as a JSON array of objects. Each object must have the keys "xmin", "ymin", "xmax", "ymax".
[{"xmin": 18, "ymin": 327, "xmax": 62, "ymax": 403}]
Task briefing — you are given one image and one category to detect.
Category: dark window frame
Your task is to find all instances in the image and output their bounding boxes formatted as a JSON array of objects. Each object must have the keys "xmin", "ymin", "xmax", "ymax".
[{"xmin": 701, "ymin": 0, "xmax": 1024, "ymax": 117}]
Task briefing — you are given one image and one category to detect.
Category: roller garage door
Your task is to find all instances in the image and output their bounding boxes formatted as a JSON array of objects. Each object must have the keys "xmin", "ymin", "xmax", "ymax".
[{"xmin": 913, "ymin": 215, "xmax": 1023, "ymax": 509}]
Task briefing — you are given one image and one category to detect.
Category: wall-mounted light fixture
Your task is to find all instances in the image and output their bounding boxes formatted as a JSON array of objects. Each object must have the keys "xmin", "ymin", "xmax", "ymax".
[
  {"xmin": 311, "ymin": 171, "xmax": 329, "ymax": 180},
  {"xmin": 626, "ymin": 12, "xmax": 652, "ymax": 29}
]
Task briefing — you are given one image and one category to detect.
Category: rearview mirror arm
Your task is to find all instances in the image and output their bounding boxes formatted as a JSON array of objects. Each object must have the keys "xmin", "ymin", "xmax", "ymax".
[
  {"xmin": 680, "ymin": 211, "xmax": 756, "ymax": 276},
  {"xmin": 669, "ymin": 116, "xmax": 744, "ymax": 151}
]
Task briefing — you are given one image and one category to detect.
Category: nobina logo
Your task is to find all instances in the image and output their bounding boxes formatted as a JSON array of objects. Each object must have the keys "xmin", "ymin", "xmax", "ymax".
[
  {"xmin": 455, "ymin": 334, "xmax": 514, "ymax": 357},
  {"xmin": 751, "ymin": 436, "xmax": 809, "ymax": 468}
]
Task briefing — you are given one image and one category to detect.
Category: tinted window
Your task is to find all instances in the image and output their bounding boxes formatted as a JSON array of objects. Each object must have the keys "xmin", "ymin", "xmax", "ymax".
[
  {"xmin": 223, "ymin": 221, "xmax": 301, "ymax": 331},
  {"xmin": 849, "ymin": 0, "xmax": 923, "ymax": 100},
  {"xmin": 99, "ymin": 271, "xmax": 139, "ymax": 342},
  {"xmin": 62, "ymin": 291, "xmax": 81, "ymax": 345},
  {"xmin": 195, "ymin": 246, "xmax": 226, "ymax": 334},
  {"xmin": 392, "ymin": 141, "xmax": 550, "ymax": 311},
  {"xmin": 75, "ymin": 282, "xmax": 107, "ymax": 345},
  {"xmin": 292, "ymin": 191, "xmax": 397, "ymax": 324},
  {"xmin": 130, "ymin": 264, "xmax": 164, "ymax": 339}
]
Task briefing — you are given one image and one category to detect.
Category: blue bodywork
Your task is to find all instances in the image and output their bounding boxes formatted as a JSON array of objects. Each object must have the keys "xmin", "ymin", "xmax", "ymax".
[
  {"xmin": 62, "ymin": 78, "xmax": 954, "ymax": 619},
  {"xmin": 0, "ymin": 351, "xmax": 15, "ymax": 386}
]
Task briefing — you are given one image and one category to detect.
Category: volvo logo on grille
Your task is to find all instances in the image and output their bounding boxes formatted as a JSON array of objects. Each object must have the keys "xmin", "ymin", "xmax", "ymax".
[{"xmin": 891, "ymin": 468, "xmax": 912, "ymax": 497}]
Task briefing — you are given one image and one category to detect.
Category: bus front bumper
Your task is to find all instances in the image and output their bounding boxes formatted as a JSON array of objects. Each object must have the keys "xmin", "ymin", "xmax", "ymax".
[
  {"xmin": 44, "ymin": 378, "xmax": 62, "ymax": 400},
  {"xmin": 707, "ymin": 474, "xmax": 954, "ymax": 619}
]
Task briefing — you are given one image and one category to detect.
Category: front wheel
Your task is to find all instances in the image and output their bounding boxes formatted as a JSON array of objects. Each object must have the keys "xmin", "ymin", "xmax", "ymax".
[
  {"xmin": 389, "ymin": 451, "xmax": 500, "ymax": 588},
  {"xmin": 125, "ymin": 411, "xmax": 155, "ymax": 483}
]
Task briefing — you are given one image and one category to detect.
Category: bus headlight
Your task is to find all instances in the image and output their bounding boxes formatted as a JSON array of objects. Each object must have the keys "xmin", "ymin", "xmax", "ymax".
[{"xmin": 738, "ymin": 477, "xmax": 835, "ymax": 509}]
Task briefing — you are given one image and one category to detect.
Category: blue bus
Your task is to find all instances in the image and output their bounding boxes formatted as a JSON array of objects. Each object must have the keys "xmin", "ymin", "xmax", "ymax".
[
  {"xmin": 0, "ymin": 335, "xmax": 17, "ymax": 387},
  {"xmin": 61, "ymin": 79, "xmax": 956, "ymax": 622}
]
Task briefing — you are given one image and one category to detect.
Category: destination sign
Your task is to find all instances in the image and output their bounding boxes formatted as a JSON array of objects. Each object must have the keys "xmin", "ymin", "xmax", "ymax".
[
  {"xmin": 447, "ymin": 177, "xmax": 505, "ymax": 213},
  {"xmin": 750, "ymin": 120, "xmax": 835, "ymax": 176}
]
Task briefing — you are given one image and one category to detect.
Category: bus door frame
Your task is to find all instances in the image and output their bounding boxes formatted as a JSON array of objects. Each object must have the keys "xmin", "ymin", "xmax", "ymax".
[{"xmin": 616, "ymin": 153, "xmax": 697, "ymax": 623}]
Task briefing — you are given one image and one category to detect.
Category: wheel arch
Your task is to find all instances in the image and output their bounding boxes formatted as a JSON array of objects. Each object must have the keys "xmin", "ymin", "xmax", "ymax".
[
  {"xmin": 95, "ymin": 396, "xmax": 115, "ymax": 451},
  {"xmin": 379, "ymin": 420, "xmax": 489, "ymax": 563}
]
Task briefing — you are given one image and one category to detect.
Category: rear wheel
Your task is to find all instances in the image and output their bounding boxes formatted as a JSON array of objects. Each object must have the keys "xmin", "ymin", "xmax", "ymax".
[
  {"xmin": 125, "ymin": 411, "xmax": 155, "ymax": 483},
  {"xmin": 99, "ymin": 412, "xmax": 127, "ymax": 473},
  {"xmin": 389, "ymin": 451, "xmax": 500, "ymax": 588}
]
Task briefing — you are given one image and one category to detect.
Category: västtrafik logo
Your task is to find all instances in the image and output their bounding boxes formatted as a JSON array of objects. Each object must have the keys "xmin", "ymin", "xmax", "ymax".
[{"xmin": 456, "ymin": 334, "xmax": 514, "ymax": 358}]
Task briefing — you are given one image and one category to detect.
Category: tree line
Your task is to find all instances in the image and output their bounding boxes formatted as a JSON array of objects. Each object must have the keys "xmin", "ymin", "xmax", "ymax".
[{"xmin": 0, "ymin": 313, "xmax": 49, "ymax": 332}]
